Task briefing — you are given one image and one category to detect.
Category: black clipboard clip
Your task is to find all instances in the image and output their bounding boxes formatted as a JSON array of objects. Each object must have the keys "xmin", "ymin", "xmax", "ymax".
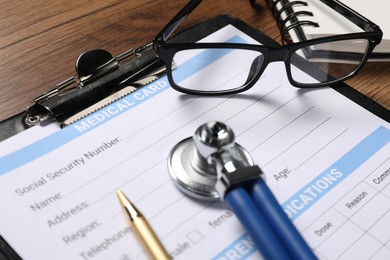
[{"xmin": 25, "ymin": 42, "xmax": 166, "ymax": 127}]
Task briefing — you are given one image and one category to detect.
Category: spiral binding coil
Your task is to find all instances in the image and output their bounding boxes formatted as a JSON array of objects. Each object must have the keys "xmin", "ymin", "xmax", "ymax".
[{"xmin": 266, "ymin": 0, "xmax": 319, "ymax": 45}]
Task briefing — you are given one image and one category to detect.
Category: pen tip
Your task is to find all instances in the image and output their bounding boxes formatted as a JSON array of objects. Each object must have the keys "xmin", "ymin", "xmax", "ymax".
[
  {"xmin": 116, "ymin": 189, "xmax": 128, "ymax": 205},
  {"xmin": 116, "ymin": 189, "xmax": 123, "ymax": 196},
  {"xmin": 115, "ymin": 189, "xmax": 141, "ymax": 217}
]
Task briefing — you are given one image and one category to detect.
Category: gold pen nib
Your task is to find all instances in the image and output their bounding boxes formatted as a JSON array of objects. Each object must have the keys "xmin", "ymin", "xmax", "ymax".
[
  {"xmin": 116, "ymin": 189, "xmax": 142, "ymax": 220},
  {"xmin": 115, "ymin": 189, "xmax": 171, "ymax": 260}
]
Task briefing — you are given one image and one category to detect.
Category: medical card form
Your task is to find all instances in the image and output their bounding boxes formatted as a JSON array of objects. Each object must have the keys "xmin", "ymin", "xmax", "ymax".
[{"xmin": 0, "ymin": 24, "xmax": 389, "ymax": 260}]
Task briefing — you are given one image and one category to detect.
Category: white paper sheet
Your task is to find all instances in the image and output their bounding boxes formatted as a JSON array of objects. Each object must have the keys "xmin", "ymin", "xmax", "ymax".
[{"xmin": 0, "ymin": 25, "xmax": 389, "ymax": 260}]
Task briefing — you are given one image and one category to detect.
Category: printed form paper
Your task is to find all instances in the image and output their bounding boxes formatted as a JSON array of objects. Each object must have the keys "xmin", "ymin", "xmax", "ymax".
[{"xmin": 0, "ymin": 25, "xmax": 389, "ymax": 260}]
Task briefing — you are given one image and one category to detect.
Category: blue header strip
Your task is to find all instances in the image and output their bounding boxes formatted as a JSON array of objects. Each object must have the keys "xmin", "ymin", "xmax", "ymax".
[
  {"xmin": 282, "ymin": 126, "xmax": 390, "ymax": 220},
  {"xmin": 0, "ymin": 78, "xmax": 170, "ymax": 174},
  {"xmin": 212, "ymin": 234, "xmax": 257, "ymax": 260}
]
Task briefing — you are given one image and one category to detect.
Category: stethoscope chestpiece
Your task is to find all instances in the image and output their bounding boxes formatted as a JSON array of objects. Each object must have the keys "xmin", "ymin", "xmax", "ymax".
[{"xmin": 168, "ymin": 121, "xmax": 253, "ymax": 201}]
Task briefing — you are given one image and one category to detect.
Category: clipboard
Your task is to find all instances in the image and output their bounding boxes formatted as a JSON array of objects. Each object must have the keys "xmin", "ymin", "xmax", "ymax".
[
  {"xmin": 0, "ymin": 44, "xmax": 166, "ymax": 142},
  {"xmin": 0, "ymin": 14, "xmax": 389, "ymax": 260}
]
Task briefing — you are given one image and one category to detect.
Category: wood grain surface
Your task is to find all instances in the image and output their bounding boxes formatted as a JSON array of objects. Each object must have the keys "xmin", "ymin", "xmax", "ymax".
[{"xmin": 0, "ymin": 0, "xmax": 388, "ymax": 123}]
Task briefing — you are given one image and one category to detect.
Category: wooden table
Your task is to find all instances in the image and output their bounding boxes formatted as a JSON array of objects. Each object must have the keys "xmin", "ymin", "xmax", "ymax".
[{"xmin": 0, "ymin": 0, "xmax": 388, "ymax": 123}]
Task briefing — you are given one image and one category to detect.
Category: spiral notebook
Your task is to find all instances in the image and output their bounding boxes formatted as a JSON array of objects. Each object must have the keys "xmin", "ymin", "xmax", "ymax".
[{"xmin": 268, "ymin": 0, "xmax": 390, "ymax": 61}]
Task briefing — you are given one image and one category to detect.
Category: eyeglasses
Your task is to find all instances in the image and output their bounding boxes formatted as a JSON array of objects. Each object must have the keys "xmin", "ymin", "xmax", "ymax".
[{"xmin": 153, "ymin": 0, "xmax": 383, "ymax": 96}]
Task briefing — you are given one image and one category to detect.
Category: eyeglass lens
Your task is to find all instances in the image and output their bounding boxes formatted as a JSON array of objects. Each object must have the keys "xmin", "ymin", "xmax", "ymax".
[
  {"xmin": 290, "ymin": 38, "xmax": 369, "ymax": 85},
  {"xmin": 170, "ymin": 48, "xmax": 264, "ymax": 93}
]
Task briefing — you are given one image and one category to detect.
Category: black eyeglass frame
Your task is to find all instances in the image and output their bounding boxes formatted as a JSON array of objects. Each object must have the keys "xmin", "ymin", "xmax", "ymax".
[{"xmin": 153, "ymin": 0, "xmax": 383, "ymax": 96}]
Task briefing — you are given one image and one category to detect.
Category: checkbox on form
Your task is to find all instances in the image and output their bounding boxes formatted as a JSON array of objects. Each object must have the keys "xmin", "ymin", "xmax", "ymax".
[{"xmin": 186, "ymin": 230, "xmax": 204, "ymax": 244}]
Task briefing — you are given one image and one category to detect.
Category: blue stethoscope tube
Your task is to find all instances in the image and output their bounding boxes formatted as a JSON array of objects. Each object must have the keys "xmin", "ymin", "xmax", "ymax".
[
  {"xmin": 225, "ymin": 177, "xmax": 317, "ymax": 260},
  {"xmin": 251, "ymin": 178, "xmax": 316, "ymax": 259},
  {"xmin": 225, "ymin": 186, "xmax": 291, "ymax": 260}
]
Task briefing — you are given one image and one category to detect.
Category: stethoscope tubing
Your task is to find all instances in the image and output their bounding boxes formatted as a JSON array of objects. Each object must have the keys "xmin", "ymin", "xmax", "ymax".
[
  {"xmin": 225, "ymin": 185, "xmax": 291, "ymax": 260},
  {"xmin": 251, "ymin": 178, "xmax": 317, "ymax": 260},
  {"xmin": 225, "ymin": 178, "xmax": 317, "ymax": 260}
]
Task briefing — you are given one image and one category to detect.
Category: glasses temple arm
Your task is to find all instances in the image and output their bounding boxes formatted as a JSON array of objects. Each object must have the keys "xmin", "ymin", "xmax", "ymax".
[{"xmin": 154, "ymin": 0, "xmax": 203, "ymax": 43}]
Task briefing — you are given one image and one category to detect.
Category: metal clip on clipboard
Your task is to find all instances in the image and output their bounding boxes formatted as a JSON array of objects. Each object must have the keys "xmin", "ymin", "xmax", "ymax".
[{"xmin": 25, "ymin": 42, "xmax": 166, "ymax": 127}]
